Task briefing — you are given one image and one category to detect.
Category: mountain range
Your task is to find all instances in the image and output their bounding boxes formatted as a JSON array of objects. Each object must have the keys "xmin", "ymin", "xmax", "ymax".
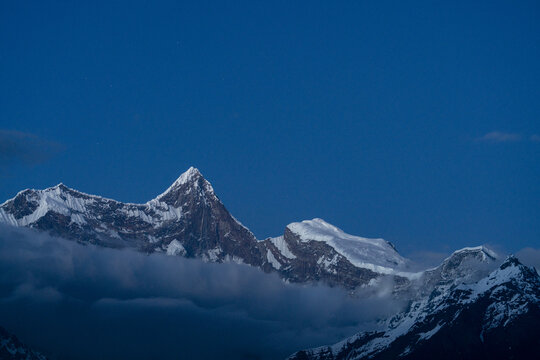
[
  {"xmin": 0, "ymin": 167, "xmax": 538, "ymax": 359},
  {"xmin": 0, "ymin": 167, "xmax": 419, "ymax": 289},
  {"xmin": 289, "ymin": 256, "xmax": 539, "ymax": 360}
]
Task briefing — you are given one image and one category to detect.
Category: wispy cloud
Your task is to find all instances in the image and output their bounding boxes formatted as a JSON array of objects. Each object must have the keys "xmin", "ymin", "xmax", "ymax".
[
  {"xmin": 530, "ymin": 134, "xmax": 540, "ymax": 142},
  {"xmin": 0, "ymin": 129, "xmax": 63, "ymax": 167},
  {"xmin": 477, "ymin": 131, "xmax": 522, "ymax": 143},
  {"xmin": 516, "ymin": 247, "xmax": 540, "ymax": 273}
]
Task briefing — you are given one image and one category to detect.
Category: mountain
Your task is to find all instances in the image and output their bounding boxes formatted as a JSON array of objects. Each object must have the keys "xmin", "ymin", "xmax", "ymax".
[
  {"xmin": 289, "ymin": 256, "xmax": 540, "ymax": 360},
  {"xmin": 0, "ymin": 167, "xmax": 417, "ymax": 289},
  {"xmin": 260, "ymin": 219, "xmax": 418, "ymax": 289},
  {"xmin": 0, "ymin": 167, "xmax": 263, "ymax": 265},
  {"xmin": 405, "ymin": 246, "xmax": 500, "ymax": 298},
  {"xmin": 0, "ymin": 326, "xmax": 47, "ymax": 360},
  {"xmin": 2, "ymin": 168, "xmax": 536, "ymax": 359}
]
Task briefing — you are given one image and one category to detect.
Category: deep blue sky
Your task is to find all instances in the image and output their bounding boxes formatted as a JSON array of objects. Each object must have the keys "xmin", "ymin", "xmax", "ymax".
[{"xmin": 1, "ymin": 1, "xmax": 538, "ymax": 255}]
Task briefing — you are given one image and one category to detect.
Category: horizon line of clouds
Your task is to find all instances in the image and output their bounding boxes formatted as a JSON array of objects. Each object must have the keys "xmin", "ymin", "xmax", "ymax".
[
  {"xmin": 476, "ymin": 131, "xmax": 540, "ymax": 143},
  {"xmin": 0, "ymin": 225, "xmax": 404, "ymax": 360}
]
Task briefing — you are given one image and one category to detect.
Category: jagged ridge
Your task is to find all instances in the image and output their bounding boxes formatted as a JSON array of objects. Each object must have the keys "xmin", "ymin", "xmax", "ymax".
[{"xmin": 289, "ymin": 256, "xmax": 540, "ymax": 360}]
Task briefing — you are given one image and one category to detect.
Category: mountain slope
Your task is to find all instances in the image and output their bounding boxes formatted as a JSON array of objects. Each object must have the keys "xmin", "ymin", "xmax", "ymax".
[
  {"xmin": 405, "ymin": 246, "xmax": 500, "ymax": 298},
  {"xmin": 0, "ymin": 326, "xmax": 47, "ymax": 360},
  {"xmin": 0, "ymin": 167, "xmax": 502, "ymax": 292},
  {"xmin": 260, "ymin": 219, "xmax": 419, "ymax": 289},
  {"xmin": 289, "ymin": 256, "xmax": 540, "ymax": 360},
  {"xmin": 0, "ymin": 167, "xmax": 263, "ymax": 266},
  {"xmin": 0, "ymin": 168, "xmax": 421, "ymax": 289}
]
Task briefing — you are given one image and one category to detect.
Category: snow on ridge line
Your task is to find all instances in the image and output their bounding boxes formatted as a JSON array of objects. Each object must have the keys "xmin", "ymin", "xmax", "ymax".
[
  {"xmin": 0, "ymin": 182, "xmax": 187, "ymax": 227},
  {"xmin": 287, "ymin": 218, "xmax": 390, "ymax": 248},
  {"xmin": 448, "ymin": 246, "xmax": 498, "ymax": 260},
  {"xmin": 286, "ymin": 218, "xmax": 423, "ymax": 278},
  {"xmin": 230, "ymin": 214, "xmax": 256, "ymax": 238},
  {"xmin": 2, "ymin": 167, "xmax": 218, "ymax": 210},
  {"xmin": 155, "ymin": 166, "xmax": 217, "ymax": 201}
]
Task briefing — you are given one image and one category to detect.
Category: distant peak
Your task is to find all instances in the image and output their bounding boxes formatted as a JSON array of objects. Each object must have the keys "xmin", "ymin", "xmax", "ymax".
[
  {"xmin": 163, "ymin": 167, "xmax": 206, "ymax": 190},
  {"xmin": 53, "ymin": 183, "xmax": 68, "ymax": 190},
  {"xmin": 450, "ymin": 246, "xmax": 498, "ymax": 260},
  {"xmin": 500, "ymin": 255, "xmax": 521, "ymax": 269},
  {"xmin": 176, "ymin": 166, "xmax": 202, "ymax": 184},
  {"xmin": 154, "ymin": 167, "xmax": 217, "ymax": 204},
  {"xmin": 289, "ymin": 218, "xmax": 339, "ymax": 231}
]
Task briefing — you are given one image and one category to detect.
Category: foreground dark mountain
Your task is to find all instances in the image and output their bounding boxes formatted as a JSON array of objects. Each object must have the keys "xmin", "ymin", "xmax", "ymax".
[
  {"xmin": 289, "ymin": 256, "xmax": 540, "ymax": 360},
  {"xmin": 0, "ymin": 167, "xmax": 417, "ymax": 289},
  {"xmin": 0, "ymin": 326, "xmax": 47, "ymax": 360}
]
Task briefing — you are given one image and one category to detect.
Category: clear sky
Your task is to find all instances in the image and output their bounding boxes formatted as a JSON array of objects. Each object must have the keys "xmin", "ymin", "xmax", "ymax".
[{"xmin": 1, "ymin": 1, "xmax": 538, "ymax": 256}]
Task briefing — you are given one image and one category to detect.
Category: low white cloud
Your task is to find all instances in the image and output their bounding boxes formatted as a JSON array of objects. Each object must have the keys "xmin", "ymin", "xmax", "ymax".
[{"xmin": 0, "ymin": 225, "xmax": 404, "ymax": 360}]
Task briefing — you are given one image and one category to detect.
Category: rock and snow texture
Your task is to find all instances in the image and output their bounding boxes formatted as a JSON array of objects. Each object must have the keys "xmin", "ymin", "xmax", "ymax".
[
  {"xmin": 259, "ymin": 222, "xmax": 415, "ymax": 289},
  {"xmin": 286, "ymin": 218, "xmax": 415, "ymax": 277},
  {"xmin": 289, "ymin": 256, "xmax": 540, "ymax": 360},
  {"xmin": 0, "ymin": 167, "xmax": 422, "ymax": 289},
  {"xmin": 407, "ymin": 245, "xmax": 500, "ymax": 298},
  {"xmin": 0, "ymin": 326, "xmax": 47, "ymax": 360},
  {"xmin": 0, "ymin": 166, "xmax": 513, "ymax": 294},
  {"xmin": 0, "ymin": 167, "xmax": 264, "ymax": 267}
]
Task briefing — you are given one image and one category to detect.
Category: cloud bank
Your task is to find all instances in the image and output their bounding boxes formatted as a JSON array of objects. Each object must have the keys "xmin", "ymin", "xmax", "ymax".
[{"xmin": 0, "ymin": 226, "xmax": 404, "ymax": 360}]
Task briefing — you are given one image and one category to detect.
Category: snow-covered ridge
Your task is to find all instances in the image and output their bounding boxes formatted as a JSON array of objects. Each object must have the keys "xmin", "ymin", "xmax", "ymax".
[
  {"xmin": 286, "ymin": 218, "xmax": 418, "ymax": 278},
  {"xmin": 0, "ymin": 168, "xmax": 216, "ymax": 228},
  {"xmin": 448, "ymin": 246, "xmax": 498, "ymax": 261},
  {"xmin": 291, "ymin": 256, "xmax": 540, "ymax": 360}
]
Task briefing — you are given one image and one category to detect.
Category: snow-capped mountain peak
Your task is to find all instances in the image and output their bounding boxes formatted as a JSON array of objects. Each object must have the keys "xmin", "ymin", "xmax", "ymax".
[
  {"xmin": 159, "ymin": 166, "xmax": 205, "ymax": 192},
  {"xmin": 448, "ymin": 245, "xmax": 497, "ymax": 262},
  {"xmin": 415, "ymin": 245, "xmax": 500, "ymax": 295},
  {"xmin": 154, "ymin": 167, "xmax": 217, "ymax": 207},
  {"xmin": 286, "ymin": 218, "xmax": 409, "ymax": 276},
  {"xmin": 471, "ymin": 255, "xmax": 539, "ymax": 296}
]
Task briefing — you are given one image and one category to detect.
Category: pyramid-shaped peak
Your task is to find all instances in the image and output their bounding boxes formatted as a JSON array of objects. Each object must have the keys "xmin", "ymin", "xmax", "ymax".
[
  {"xmin": 500, "ymin": 255, "xmax": 522, "ymax": 269},
  {"xmin": 165, "ymin": 167, "xmax": 208, "ymax": 188},
  {"xmin": 168, "ymin": 166, "xmax": 202, "ymax": 185},
  {"xmin": 480, "ymin": 255, "xmax": 539, "ymax": 290},
  {"xmin": 154, "ymin": 167, "xmax": 217, "ymax": 204}
]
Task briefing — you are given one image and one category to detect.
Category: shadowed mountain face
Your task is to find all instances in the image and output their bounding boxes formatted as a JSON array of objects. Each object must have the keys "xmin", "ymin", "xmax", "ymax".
[
  {"xmin": 289, "ymin": 256, "xmax": 540, "ymax": 360},
  {"xmin": 0, "ymin": 167, "xmax": 418, "ymax": 289},
  {"xmin": 0, "ymin": 326, "xmax": 47, "ymax": 360}
]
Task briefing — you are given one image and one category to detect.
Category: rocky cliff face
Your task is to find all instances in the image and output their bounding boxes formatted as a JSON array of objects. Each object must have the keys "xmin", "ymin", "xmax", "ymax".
[
  {"xmin": 289, "ymin": 256, "xmax": 540, "ymax": 360},
  {"xmin": 259, "ymin": 219, "xmax": 417, "ymax": 289}
]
